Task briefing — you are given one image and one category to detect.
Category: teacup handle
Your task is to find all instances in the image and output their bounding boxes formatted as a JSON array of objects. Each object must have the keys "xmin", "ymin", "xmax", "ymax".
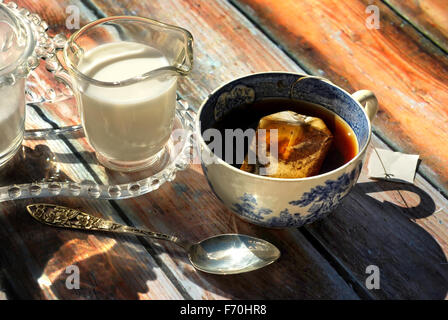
[{"xmin": 352, "ymin": 90, "xmax": 378, "ymax": 122}]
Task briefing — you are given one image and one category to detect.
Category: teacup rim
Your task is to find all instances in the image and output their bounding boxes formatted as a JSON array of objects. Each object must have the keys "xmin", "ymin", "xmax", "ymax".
[{"xmin": 196, "ymin": 71, "xmax": 372, "ymax": 182}]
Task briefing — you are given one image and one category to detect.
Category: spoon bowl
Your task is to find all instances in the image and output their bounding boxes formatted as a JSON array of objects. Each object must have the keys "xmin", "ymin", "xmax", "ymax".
[{"xmin": 188, "ymin": 234, "xmax": 281, "ymax": 275}]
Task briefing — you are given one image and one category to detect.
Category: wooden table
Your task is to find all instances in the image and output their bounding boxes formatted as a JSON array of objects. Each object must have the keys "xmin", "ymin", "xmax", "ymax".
[{"xmin": 0, "ymin": 0, "xmax": 447, "ymax": 300}]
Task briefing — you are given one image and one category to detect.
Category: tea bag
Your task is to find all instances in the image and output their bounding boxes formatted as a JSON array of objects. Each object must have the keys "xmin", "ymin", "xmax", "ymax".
[{"xmin": 240, "ymin": 111, "xmax": 333, "ymax": 178}]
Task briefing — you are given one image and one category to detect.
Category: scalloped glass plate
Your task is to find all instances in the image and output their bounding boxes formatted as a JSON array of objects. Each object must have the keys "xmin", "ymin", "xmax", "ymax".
[
  {"xmin": 0, "ymin": 2, "xmax": 197, "ymax": 202},
  {"xmin": 0, "ymin": 91, "xmax": 196, "ymax": 202}
]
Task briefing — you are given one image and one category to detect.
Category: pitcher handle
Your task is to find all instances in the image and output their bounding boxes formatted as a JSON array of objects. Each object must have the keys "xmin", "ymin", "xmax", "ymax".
[{"xmin": 352, "ymin": 90, "xmax": 378, "ymax": 122}]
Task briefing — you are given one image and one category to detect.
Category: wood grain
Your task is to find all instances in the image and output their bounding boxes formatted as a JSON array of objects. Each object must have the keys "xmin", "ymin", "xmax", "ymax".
[
  {"xmin": 232, "ymin": 0, "xmax": 448, "ymax": 195},
  {"xmin": 0, "ymin": 0, "xmax": 183, "ymax": 300},
  {"xmin": 111, "ymin": 165, "xmax": 362, "ymax": 299},
  {"xmin": 2, "ymin": 0, "xmax": 447, "ymax": 300},
  {"xmin": 75, "ymin": 0, "xmax": 448, "ymax": 299},
  {"xmin": 0, "ymin": 0, "xmax": 361, "ymax": 299},
  {"xmin": 0, "ymin": 198, "xmax": 185, "ymax": 299},
  {"xmin": 385, "ymin": 0, "xmax": 448, "ymax": 52},
  {"xmin": 307, "ymin": 134, "xmax": 448, "ymax": 299}
]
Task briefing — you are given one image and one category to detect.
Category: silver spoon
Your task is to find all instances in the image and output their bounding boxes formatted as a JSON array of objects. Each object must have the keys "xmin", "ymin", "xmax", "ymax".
[{"xmin": 26, "ymin": 204, "xmax": 281, "ymax": 275}]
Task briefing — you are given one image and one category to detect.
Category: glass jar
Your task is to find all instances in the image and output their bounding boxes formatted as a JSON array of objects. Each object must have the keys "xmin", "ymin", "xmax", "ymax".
[{"xmin": 0, "ymin": 1, "xmax": 53, "ymax": 166}]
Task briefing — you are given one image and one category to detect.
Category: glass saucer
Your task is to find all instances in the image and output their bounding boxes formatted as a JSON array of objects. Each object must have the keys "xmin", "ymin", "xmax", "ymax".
[{"xmin": 0, "ymin": 96, "xmax": 196, "ymax": 202}]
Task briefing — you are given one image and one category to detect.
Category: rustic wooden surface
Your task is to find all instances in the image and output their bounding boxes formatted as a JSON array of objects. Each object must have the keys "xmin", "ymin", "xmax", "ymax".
[
  {"xmin": 232, "ymin": 0, "xmax": 448, "ymax": 196},
  {"xmin": 0, "ymin": 0, "xmax": 447, "ymax": 299},
  {"xmin": 385, "ymin": 0, "xmax": 448, "ymax": 52}
]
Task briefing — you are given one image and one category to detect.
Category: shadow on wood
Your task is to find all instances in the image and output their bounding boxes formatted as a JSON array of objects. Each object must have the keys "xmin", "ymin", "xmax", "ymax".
[
  {"xmin": 0, "ymin": 198, "xmax": 163, "ymax": 299},
  {"xmin": 114, "ymin": 167, "xmax": 361, "ymax": 299},
  {"xmin": 307, "ymin": 180, "xmax": 448, "ymax": 299}
]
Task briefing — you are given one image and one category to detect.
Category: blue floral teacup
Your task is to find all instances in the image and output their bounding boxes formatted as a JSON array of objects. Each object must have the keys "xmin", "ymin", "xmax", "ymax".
[{"xmin": 196, "ymin": 72, "xmax": 378, "ymax": 228}]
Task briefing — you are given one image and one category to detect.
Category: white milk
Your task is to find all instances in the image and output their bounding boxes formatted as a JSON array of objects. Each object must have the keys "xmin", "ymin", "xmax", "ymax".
[{"xmin": 77, "ymin": 42, "xmax": 177, "ymax": 163}]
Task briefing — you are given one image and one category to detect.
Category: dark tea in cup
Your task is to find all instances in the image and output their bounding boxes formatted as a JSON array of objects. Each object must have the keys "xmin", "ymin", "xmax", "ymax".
[{"xmin": 211, "ymin": 97, "xmax": 359, "ymax": 176}]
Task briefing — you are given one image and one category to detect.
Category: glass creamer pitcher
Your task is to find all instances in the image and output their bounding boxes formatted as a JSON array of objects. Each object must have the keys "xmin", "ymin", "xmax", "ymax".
[
  {"xmin": 47, "ymin": 16, "xmax": 193, "ymax": 172},
  {"xmin": 0, "ymin": 1, "xmax": 54, "ymax": 167}
]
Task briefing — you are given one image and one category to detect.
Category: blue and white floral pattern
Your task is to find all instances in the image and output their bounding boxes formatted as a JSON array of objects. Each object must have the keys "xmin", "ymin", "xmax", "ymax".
[
  {"xmin": 264, "ymin": 208, "xmax": 332, "ymax": 227},
  {"xmin": 232, "ymin": 193, "xmax": 272, "ymax": 222},
  {"xmin": 214, "ymin": 85, "xmax": 255, "ymax": 122},
  {"xmin": 289, "ymin": 161, "xmax": 363, "ymax": 215},
  {"xmin": 231, "ymin": 162, "xmax": 363, "ymax": 227}
]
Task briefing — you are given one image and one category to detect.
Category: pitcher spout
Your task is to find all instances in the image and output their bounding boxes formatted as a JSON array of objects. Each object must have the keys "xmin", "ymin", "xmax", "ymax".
[{"xmin": 61, "ymin": 16, "xmax": 194, "ymax": 87}]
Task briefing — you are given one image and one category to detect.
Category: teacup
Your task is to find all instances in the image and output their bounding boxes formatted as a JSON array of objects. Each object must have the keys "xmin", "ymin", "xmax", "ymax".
[{"xmin": 196, "ymin": 72, "xmax": 378, "ymax": 228}]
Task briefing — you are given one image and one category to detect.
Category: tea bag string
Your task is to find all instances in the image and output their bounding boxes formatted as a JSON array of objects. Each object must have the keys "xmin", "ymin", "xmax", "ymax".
[{"xmin": 373, "ymin": 147, "xmax": 394, "ymax": 180}]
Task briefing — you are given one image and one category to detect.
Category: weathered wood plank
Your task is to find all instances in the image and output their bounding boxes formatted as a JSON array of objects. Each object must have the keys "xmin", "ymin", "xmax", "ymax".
[
  {"xmin": 0, "ymin": 0, "xmax": 186, "ymax": 299},
  {"xmin": 114, "ymin": 165, "xmax": 360, "ymax": 299},
  {"xmin": 5, "ymin": 0, "xmax": 447, "ymax": 300},
  {"xmin": 385, "ymin": 0, "xmax": 448, "ymax": 53},
  {"xmin": 1, "ymin": 106, "xmax": 186, "ymax": 298},
  {"xmin": 232, "ymin": 0, "xmax": 448, "ymax": 196},
  {"xmin": 0, "ymin": 0, "xmax": 361, "ymax": 299},
  {"xmin": 306, "ymin": 134, "xmax": 448, "ymax": 299},
  {"xmin": 90, "ymin": 0, "xmax": 448, "ymax": 299},
  {"xmin": 0, "ymin": 197, "xmax": 185, "ymax": 299}
]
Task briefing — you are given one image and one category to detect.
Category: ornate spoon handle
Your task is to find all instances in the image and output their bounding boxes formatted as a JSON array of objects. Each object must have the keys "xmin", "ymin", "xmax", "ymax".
[{"xmin": 26, "ymin": 204, "xmax": 187, "ymax": 248}]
